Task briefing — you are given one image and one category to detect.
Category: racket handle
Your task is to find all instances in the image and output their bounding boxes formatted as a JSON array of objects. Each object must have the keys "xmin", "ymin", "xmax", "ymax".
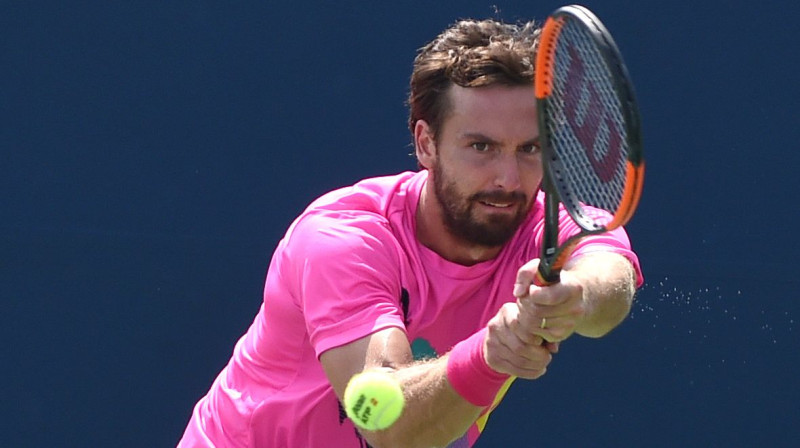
[
  {"xmin": 535, "ymin": 237, "xmax": 582, "ymax": 286},
  {"xmin": 535, "ymin": 264, "xmax": 561, "ymax": 286}
]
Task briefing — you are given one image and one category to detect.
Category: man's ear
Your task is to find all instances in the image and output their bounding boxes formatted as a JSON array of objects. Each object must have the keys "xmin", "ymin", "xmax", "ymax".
[{"xmin": 414, "ymin": 120, "xmax": 436, "ymax": 170}]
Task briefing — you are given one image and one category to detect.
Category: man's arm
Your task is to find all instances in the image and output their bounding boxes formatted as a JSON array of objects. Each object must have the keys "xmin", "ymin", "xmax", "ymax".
[
  {"xmin": 564, "ymin": 251, "xmax": 637, "ymax": 338},
  {"xmin": 320, "ymin": 303, "xmax": 559, "ymax": 448},
  {"xmin": 321, "ymin": 329, "xmax": 481, "ymax": 448}
]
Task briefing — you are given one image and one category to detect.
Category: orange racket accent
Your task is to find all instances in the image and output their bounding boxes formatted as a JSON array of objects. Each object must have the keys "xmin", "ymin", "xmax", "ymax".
[
  {"xmin": 626, "ymin": 161, "xmax": 645, "ymax": 222},
  {"xmin": 535, "ymin": 17, "xmax": 565, "ymax": 99},
  {"xmin": 607, "ymin": 161, "xmax": 645, "ymax": 230},
  {"xmin": 534, "ymin": 269, "xmax": 549, "ymax": 286},
  {"xmin": 534, "ymin": 239, "xmax": 581, "ymax": 286}
]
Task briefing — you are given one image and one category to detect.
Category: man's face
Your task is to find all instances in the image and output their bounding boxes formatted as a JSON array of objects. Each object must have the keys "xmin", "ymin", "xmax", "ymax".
[{"xmin": 429, "ymin": 84, "xmax": 542, "ymax": 247}]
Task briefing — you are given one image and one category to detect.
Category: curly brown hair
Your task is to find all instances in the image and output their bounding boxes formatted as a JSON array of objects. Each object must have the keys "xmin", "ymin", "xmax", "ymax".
[{"xmin": 407, "ymin": 19, "xmax": 541, "ymax": 143}]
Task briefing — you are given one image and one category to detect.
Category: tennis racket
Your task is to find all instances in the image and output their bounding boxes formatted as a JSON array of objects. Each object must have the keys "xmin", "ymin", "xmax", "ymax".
[{"xmin": 534, "ymin": 5, "xmax": 645, "ymax": 286}]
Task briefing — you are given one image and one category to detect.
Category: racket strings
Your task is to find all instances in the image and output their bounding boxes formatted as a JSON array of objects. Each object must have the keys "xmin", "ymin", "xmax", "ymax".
[{"xmin": 545, "ymin": 20, "xmax": 629, "ymax": 226}]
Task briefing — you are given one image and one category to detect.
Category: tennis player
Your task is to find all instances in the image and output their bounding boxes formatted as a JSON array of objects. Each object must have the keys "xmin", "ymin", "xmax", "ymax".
[{"xmin": 178, "ymin": 18, "xmax": 642, "ymax": 448}]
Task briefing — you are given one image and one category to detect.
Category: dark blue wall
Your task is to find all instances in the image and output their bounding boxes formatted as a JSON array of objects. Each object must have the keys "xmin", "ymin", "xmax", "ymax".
[{"xmin": 3, "ymin": 1, "xmax": 798, "ymax": 446}]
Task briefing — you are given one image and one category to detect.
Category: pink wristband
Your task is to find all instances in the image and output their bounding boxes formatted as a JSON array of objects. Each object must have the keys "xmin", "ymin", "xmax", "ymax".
[{"xmin": 446, "ymin": 328, "xmax": 510, "ymax": 407}]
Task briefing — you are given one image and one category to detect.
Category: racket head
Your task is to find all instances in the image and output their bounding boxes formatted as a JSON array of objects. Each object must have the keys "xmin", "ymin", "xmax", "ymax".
[{"xmin": 535, "ymin": 5, "xmax": 645, "ymax": 235}]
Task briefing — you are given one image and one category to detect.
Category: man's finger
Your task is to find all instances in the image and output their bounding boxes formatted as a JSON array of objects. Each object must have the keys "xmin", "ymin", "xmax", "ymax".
[{"xmin": 513, "ymin": 259, "xmax": 541, "ymax": 298}]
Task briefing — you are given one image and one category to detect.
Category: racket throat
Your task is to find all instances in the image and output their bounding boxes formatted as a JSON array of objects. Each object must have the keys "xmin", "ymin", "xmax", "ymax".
[
  {"xmin": 537, "ymin": 185, "xmax": 563, "ymax": 285},
  {"xmin": 542, "ymin": 186, "xmax": 560, "ymax": 251}
]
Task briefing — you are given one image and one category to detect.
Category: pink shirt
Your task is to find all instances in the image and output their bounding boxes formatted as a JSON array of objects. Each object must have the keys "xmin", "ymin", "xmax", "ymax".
[{"xmin": 179, "ymin": 170, "xmax": 643, "ymax": 447}]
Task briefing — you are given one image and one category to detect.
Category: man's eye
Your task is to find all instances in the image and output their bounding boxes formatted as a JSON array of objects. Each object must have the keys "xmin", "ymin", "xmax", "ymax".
[
  {"xmin": 471, "ymin": 142, "xmax": 490, "ymax": 152},
  {"xmin": 520, "ymin": 144, "xmax": 540, "ymax": 154}
]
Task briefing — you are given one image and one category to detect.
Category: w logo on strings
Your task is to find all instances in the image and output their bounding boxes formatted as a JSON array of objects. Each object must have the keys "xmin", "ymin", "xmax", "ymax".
[{"xmin": 563, "ymin": 45, "xmax": 622, "ymax": 183}]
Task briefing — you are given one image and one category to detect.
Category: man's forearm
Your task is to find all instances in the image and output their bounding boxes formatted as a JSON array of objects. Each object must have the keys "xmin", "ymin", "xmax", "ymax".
[
  {"xmin": 335, "ymin": 329, "xmax": 487, "ymax": 448},
  {"xmin": 375, "ymin": 359, "xmax": 483, "ymax": 448},
  {"xmin": 562, "ymin": 252, "xmax": 637, "ymax": 338}
]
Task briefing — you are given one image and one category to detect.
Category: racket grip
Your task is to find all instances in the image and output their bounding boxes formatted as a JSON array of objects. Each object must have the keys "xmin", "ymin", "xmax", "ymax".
[
  {"xmin": 536, "ymin": 237, "xmax": 582, "ymax": 286},
  {"xmin": 535, "ymin": 264, "xmax": 561, "ymax": 286}
]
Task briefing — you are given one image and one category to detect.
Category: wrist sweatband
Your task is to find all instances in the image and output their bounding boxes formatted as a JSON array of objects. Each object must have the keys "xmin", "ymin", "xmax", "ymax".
[{"xmin": 446, "ymin": 327, "xmax": 510, "ymax": 407}]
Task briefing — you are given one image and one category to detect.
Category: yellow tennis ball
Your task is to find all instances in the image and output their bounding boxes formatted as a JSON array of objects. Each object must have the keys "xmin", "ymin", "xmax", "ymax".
[{"xmin": 344, "ymin": 371, "xmax": 405, "ymax": 431}]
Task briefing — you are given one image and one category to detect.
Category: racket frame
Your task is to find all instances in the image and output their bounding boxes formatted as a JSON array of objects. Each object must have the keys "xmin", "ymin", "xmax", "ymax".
[{"xmin": 534, "ymin": 5, "xmax": 645, "ymax": 285}]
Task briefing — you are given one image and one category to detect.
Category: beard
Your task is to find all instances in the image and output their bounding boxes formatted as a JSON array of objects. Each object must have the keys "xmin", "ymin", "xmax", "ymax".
[{"xmin": 432, "ymin": 162, "xmax": 532, "ymax": 248}]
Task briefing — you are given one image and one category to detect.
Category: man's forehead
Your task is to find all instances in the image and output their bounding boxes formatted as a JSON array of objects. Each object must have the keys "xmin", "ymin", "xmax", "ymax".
[
  {"xmin": 449, "ymin": 85, "xmax": 535, "ymax": 115},
  {"xmin": 445, "ymin": 85, "xmax": 538, "ymax": 139}
]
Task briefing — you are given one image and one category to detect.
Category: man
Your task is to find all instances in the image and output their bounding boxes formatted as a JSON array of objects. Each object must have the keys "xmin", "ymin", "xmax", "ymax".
[{"xmin": 179, "ymin": 18, "xmax": 642, "ymax": 448}]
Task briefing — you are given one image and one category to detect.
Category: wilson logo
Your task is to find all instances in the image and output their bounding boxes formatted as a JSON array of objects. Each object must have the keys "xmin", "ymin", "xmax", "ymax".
[{"xmin": 563, "ymin": 45, "xmax": 622, "ymax": 183}]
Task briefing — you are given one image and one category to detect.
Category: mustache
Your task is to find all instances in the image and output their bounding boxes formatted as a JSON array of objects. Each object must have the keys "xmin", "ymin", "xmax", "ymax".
[{"xmin": 471, "ymin": 190, "xmax": 527, "ymax": 204}]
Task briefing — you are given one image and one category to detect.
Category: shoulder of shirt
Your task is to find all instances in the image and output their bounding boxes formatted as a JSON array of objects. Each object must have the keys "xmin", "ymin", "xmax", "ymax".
[
  {"xmin": 306, "ymin": 170, "xmax": 422, "ymax": 212},
  {"xmin": 282, "ymin": 170, "xmax": 424, "ymax": 242}
]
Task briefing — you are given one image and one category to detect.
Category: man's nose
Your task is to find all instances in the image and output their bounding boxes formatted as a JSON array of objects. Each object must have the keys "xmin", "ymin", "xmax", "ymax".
[{"xmin": 493, "ymin": 153, "xmax": 522, "ymax": 191}]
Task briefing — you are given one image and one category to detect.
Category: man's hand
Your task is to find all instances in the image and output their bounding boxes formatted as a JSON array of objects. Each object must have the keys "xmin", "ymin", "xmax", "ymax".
[
  {"xmin": 481, "ymin": 259, "xmax": 583, "ymax": 379},
  {"xmin": 513, "ymin": 258, "xmax": 586, "ymax": 343},
  {"xmin": 484, "ymin": 302, "xmax": 557, "ymax": 379}
]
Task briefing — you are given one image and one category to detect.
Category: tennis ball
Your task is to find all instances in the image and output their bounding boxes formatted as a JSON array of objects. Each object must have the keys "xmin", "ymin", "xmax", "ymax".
[{"xmin": 344, "ymin": 371, "xmax": 405, "ymax": 431}]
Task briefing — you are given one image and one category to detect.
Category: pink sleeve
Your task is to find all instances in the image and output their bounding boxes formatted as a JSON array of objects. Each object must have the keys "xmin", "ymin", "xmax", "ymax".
[{"xmin": 284, "ymin": 212, "xmax": 408, "ymax": 358}]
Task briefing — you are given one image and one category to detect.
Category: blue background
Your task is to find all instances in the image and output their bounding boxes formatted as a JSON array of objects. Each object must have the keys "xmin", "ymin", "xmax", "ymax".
[{"xmin": 3, "ymin": 1, "xmax": 798, "ymax": 446}]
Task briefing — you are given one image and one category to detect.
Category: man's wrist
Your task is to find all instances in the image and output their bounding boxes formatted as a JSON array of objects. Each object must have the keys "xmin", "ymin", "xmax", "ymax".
[{"xmin": 446, "ymin": 328, "xmax": 510, "ymax": 407}]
